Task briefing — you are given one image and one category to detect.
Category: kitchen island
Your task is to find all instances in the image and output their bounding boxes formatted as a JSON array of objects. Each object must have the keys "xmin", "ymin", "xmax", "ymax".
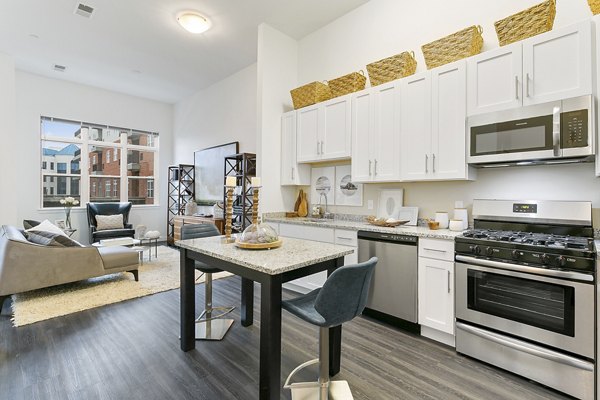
[{"xmin": 176, "ymin": 236, "xmax": 353, "ymax": 400}]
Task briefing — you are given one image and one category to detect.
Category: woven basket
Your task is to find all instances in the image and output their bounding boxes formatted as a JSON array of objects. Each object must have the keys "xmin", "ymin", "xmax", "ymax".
[
  {"xmin": 290, "ymin": 81, "xmax": 332, "ymax": 109},
  {"xmin": 589, "ymin": 0, "xmax": 600, "ymax": 14},
  {"xmin": 495, "ymin": 0, "xmax": 556, "ymax": 47},
  {"xmin": 366, "ymin": 51, "xmax": 417, "ymax": 86},
  {"xmin": 422, "ymin": 25, "xmax": 484, "ymax": 69},
  {"xmin": 328, "ymin": 71, "xmax": 367, "ymax": 98}
]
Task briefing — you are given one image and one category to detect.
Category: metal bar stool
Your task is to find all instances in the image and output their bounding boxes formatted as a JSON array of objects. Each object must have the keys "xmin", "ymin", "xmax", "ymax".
[
  {"xmin": 181, "ymin": 223, "xmax": 235, "ymax": 341},
  {"xmin": 283, "ymin": 257, "xmax": 378, "ymax": 400}
]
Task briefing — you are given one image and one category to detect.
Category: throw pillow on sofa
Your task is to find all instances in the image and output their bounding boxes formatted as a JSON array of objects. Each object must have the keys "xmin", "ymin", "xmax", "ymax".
[
  {"xmin": 23, "ymin": 219, "xmax": 41, "ymax": 230},
  {"xmin": 95, "ymin": 214, "xmax": 124, "ymax": 231},
  {"xmin": 26, "ymin": 219, "xmax": 68, "ymax": 237},
  {"xmin": 26, "ymin": 230, "xmax": 82, "ymax": 247}
]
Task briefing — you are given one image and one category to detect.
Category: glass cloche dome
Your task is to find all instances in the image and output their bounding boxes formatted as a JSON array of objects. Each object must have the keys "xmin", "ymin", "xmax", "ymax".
[{"xmin": 238, "ymin": 223, "xmax": 279, "ymax": 246}]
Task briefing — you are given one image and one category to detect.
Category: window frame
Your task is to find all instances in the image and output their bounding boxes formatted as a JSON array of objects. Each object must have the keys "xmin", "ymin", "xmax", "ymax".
[{"xmin": 40, "ymin": 116, "xmax": 159, "ymax": 209}]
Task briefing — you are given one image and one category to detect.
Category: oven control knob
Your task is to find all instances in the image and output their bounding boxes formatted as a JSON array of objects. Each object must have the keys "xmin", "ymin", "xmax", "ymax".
[
  {"xmin": 557, "ymin": 255, "xmax": 566, "ymax": 267},
  {"xmin": 469, "ymin": 245, "xmax": 481, "ymax": 255},
  {"xmin": 541, "ymin": 254, "xmax": 551, "ymax": 264},
  {"xmin": 511, "ymin": 250, "xmax": 520, "ymax": 259},
  {"xmin": 485, "ymin": 247, "xmax": 494, "ymax": 256}
]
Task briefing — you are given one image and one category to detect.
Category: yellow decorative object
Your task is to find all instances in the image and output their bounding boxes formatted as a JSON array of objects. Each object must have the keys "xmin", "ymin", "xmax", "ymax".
[
  {"xmin": 588, "ymin": 0, "xmax": 600, "ymax": 14},
  {"xmin": 290, "ymin": 81, "xmax": 332, "ymax": 109},
  {"xmin": 422, "ymin": 25, "xmax": 484, "ymax": 69},
  {"xmin": 366, "ymin": 51, "xmax": 417, "ymax": 86},
  {"xmin": 297, "ymin": 192, "xmax": 308, "ymax": 217},
  {"xmin": 328, "ymin": 71, "xmax": 367, "ymax": 98},
  {"xmin": 494, "ymin": 0, "xmax": 556, "ymax": 47}
]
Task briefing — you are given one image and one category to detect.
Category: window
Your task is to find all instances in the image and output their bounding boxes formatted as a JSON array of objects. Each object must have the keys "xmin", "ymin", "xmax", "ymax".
[
  {"xmin": 40, "ymin": 116, "xmax": 159, "ymax": 208},
  {"xmin": 147, "ymin": 180, "xmax": 154, "ymax": 198}
]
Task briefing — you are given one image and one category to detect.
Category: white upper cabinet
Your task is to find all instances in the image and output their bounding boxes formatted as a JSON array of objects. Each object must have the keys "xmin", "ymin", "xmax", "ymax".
[
  {"xmin": 401, "ymin": 62, "xmax": 472, "ymax": 182},
  {"xmin": 297, "ymin": 94, "xmax": 352, "ymax": 163},
  {"xmin": 281, "ymin": 111, "xmax": 310, "ymax": 186},
  {"xmin": 467, "ymin": 21, "xmax": 592, "ymax": 116},
  {"xmin": 351, "ymin": 82, "xmax": 401, "ymax": 183},
  {"xmin": 322, "ymin": 96, "xmax": 352, "ymax": 159},
  {"xmin": 351, "ymin": 90, "xmax": 374, "ymax": 182},
  {"xmin": 432, "ymin": 62, "xmax": 470, "ymax": 180},
  {"xmin": 523, "ymin": 20, "xmax": 592, "ymax": 105},
  {"xmin": 400, "ymin": 72, "xmax": 432, "ymax": 181},
  {"xmin": 296, "ymin": 105, "xmax": 321, "ymax": 162},
  {"xmin": 467, "ymin": 43, "xmax": 523, "ymax": 115}
]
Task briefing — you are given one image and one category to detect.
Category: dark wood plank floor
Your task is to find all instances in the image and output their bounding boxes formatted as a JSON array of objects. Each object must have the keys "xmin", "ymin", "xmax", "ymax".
[{"xmin": 0, "ymin": 275, "xmax": 570, "ymax": 400}]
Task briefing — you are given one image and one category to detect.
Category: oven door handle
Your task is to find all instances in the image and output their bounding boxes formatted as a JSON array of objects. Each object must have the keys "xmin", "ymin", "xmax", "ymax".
[
  {"xmin": 455, "ymin": 255, "xmax": 593, "ymax": 282},
  {"xmin": 456, "ymin": 322, "xmax": 594, "ymax": 372},
  {"xmin": 552, "ymin": 104, "xmax": 561, "ymax": 157}
]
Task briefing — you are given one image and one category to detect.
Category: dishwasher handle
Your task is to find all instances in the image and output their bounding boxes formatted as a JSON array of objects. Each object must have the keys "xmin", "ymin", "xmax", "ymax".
[{"xmin": 357, "ymin": 230, "xmax": 418, "ymax": 245}]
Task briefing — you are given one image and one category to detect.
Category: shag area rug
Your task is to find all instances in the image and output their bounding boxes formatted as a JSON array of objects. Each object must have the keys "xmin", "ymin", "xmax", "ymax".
[{"xmin": 10, "ymin": 245, "xmax": 231, "ymax": 327}]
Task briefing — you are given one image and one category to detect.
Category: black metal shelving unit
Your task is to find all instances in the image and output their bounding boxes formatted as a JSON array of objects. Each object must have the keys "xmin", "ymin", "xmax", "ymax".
[
  {"xmin": 223, "ymin": 153, "xmax": 256, "ymax": 232},
  {"xmin": 167, "ymin": 164, "xmax": 195, "ymax": 245}
]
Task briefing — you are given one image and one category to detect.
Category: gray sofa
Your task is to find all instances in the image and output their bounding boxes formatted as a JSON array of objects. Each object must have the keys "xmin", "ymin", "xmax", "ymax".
[{"xmin": 0, "ymin": 225, "xmax": 140, "ymax": 312}]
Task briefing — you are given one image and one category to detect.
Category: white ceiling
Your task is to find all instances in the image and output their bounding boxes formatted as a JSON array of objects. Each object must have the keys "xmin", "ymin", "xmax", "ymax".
[{"xmin": 0, "ymin": 0, "xmax": 368, "ymax": 103}]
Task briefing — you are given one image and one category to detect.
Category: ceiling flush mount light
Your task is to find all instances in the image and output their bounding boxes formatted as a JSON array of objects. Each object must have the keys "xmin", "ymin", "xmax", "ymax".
[{"xmin": 177, "ymin": 11, "xmax": 211, "ymax": 34}]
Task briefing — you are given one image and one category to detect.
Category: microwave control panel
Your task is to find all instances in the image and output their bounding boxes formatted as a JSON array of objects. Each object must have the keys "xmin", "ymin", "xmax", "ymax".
[{"xmin": 561, "ymin": 109, "xmax": 588, "ymax": 148}]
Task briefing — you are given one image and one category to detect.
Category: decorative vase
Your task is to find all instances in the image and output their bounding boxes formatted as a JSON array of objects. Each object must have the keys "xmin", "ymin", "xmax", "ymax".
[{"xmin": 64, "ymin": 207, "xmax": 72, "ymax": 229}]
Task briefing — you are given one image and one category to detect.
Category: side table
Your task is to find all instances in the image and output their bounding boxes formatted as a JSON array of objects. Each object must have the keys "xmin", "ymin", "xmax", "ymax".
[{"xmin": 139, "ymin": 237, "xmax": 159, "ymax": 261}]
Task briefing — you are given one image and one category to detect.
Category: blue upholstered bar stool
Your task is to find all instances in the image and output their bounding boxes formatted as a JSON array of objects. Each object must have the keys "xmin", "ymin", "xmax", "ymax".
[
  {"xmin": 283, "ymin": 257, "xmax": 378, "ymax": 400},
  {"xmin": 181, "ymin": 224, "xmax": 235, "ymax": 341}
]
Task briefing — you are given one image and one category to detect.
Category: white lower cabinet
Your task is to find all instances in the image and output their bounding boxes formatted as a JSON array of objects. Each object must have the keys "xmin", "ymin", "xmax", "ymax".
[
  {"xmin": 278, "ymin": 224, "xmax": 357, "ymax": 293},
  {"xmin": 418, "ymin": 238, "xmax": 455, "ymax": 346}
]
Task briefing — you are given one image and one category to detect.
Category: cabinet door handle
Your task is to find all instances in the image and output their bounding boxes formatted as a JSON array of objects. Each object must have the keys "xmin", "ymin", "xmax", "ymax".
[
  {"xmin": 291, "ymin": 167, "xmax": 295, "ymax": 180},
  {"xmin": 374, "ymin": 159, "xmax": 378, "ymax": 176},
  {"xmin": 432, "ymin": 154, "xmax": 436, "ymax": 173},
  {"xmin": 515, "ymin": 76, "xmax": 519, "ymax": 100},
  {"xmin": 320, "ymin": 141, "xmax": 324, "ymax": 155},
  {"xmin": 423, "ymin": 248, "xmax": 446, "ymax": 253},
  {"xmin": 526, "ymin": 73, "xmax": 530, "ymax": 97},
  {"xmin": 425, "ymin": 154, "xmax": 428, "ymax": 173},
  {"xmin": 369, "ymin": 160, "xmax": 372, "ymax": 175},
  {"xmin": 447, "ymin": 270, "xmax": 451, "ymax": 293},
  {"xmin": 316, "ymin": 141, "xmax": 320, "ymax": 155}
]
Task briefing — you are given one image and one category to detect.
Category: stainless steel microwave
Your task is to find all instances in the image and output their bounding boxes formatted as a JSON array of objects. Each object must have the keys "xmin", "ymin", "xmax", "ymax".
[{"xmin": 467, "ymin": 95, "xmax": 594, "ymax": 166}]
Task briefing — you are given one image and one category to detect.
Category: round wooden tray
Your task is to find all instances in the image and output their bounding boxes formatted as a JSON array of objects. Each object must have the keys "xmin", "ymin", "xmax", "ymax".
[{"xmin": 234, "ymin": 239, "xmax": 283, "ymax": 250}]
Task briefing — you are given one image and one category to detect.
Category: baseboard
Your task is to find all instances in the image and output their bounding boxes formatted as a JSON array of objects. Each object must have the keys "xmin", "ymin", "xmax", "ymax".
[{"xmin": 421, "ymin": 325, "xmax": 455, "ymax": 347}]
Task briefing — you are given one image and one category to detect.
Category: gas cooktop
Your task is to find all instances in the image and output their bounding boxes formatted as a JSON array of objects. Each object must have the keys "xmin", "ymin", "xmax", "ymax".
[{"xmin": 460, "ymin": 229, "xmax": 594, "ymax": 251}]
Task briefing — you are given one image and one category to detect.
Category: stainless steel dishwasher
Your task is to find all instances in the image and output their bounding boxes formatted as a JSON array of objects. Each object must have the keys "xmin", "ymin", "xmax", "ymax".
[{"xmin": 358, "ymin": 230, "xmax": 418, "ymax": 324}]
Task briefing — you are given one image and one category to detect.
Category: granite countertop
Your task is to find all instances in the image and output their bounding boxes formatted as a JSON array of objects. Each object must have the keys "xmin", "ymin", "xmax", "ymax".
[
  {"xmin": 264, "ymin": 216, "xmax": 464, "ymax": 240},
  {"xmin": 176, "ymin": 236, "xmax": 353, "ymax": 275}
]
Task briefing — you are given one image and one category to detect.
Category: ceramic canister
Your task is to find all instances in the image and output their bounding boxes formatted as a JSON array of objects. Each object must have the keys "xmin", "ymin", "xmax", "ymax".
[
  {"xmin": 453, "ymin": 208, "xmax": 469, "ymax": 230},
  {"xmin": 434, "ymin": 212, "xmax": 449, "ymax": 229},
  {"xmin": 449, "ymin": 219, "xmax": 464, "ymax": 232}
]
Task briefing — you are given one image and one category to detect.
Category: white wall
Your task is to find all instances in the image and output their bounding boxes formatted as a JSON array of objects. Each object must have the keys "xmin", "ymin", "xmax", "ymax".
[
  {"xmin": 261, "ymin": 0, "xmax": 600, "ymax": 224},
  {"xmin": 298, "ymin": 0, "xmax": 592, "ymax": 84},
  {"xmin": 173, "ymin": 63, "xmax": 257, "ymax": 165},
  {"xmin": 0, "ymin": 53, "xmax": 17, "ymax": 226},
  {"xmin": 15, "ymin": 71, "xmax": 173, "ymax": 243},
  {"xmin": 256, "ymin": 24, "xmax": 299, "ymax": 213}
]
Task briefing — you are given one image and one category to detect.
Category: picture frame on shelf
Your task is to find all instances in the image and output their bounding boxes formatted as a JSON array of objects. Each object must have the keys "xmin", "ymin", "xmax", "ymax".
[
  {"xmin": 311, "ymin": 167, "xmax": 336, "ymax": 207},
  {"xmin": 334, "ymin": 165, "xmax": 363, "ymax": 206}
]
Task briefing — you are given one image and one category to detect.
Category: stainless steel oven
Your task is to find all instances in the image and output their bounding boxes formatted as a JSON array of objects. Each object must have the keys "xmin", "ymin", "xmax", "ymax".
[
  {"xmin": 454, "ymin": 199, "xmax": 596, "ymax": 400},
  {"xmin": 467, "ymin": 95, "xmax": 594, "ymax": 166}
]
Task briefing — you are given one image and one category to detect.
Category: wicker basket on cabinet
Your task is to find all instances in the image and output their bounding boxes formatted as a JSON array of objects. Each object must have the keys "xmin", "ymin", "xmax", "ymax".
[
  {"xmin": 422, "ymin": 25, "xmax": 484, "ymax": 69},
  {"xmin": 494, "ymin": 0, "xmax": 556, "ymax": 46},
  {"xmin": 290, "ymin": 81, "xmax": 332, "ymax": 109},
  {"xmin": 588, "ymin": 0, "xmax": 600, "ymax": 14},
  {"xmin": 366, "ymin": 51, "xmax": 417, "ymax": 86},
  {"xmin": 328, "ymin": 71, "xmax": 367, "ymax": 98}
]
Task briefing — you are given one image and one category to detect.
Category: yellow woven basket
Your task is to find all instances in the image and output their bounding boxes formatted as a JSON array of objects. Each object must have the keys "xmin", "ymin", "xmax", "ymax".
[
  {"xmin": 366, "ymin": 51, "xmax": 417, "ymax": 86},
  {"xmin": 588, "ymin": 0, "xmax": 600, "ymax": 14},
  {"xmin": 422, "ymin": 25, "xmax": 484, "ymax": 70},
  {"xmin": 495, "ymin": 0, "xmax": 556, "ymax": 47},
  {"xmin": 328, "ymin": 71, "xmax": 367, "ymax": 98},
  {"xmin": 290, "ymin": 81, "xmax": 332, "ymax": 110}
]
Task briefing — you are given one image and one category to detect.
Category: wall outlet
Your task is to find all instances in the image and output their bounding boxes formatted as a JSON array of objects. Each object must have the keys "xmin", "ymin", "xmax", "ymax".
[{"xmin": 367, "ymin": 200, "xmax": 374, "ymax": 210}]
